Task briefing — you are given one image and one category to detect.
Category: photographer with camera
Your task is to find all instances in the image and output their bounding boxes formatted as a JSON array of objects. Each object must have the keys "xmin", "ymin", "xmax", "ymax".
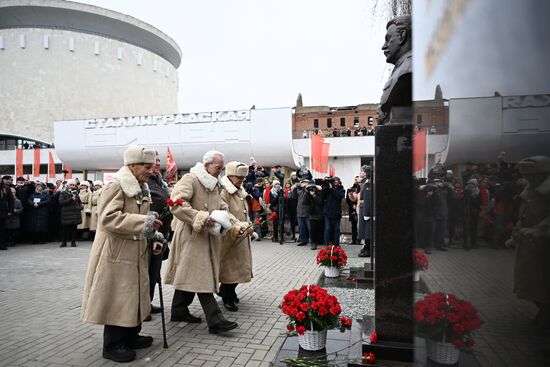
[
  {"xmin": 59, "ymin": 179, "xmax": 83, "ymax": 247},
  {"xmin": 294, "ymin": 178, "xmax": 311, "ymax": 246},
  {"xmin": 306, "ymin": 183, "xmax": 324, "ymax": 250},
  {"xmin": 321, "ymin": 176, "xmax": 345, "ymax": 246}
]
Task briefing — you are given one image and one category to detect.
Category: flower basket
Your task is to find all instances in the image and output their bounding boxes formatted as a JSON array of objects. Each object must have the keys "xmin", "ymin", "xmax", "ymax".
[
  {"xmin": 413, "ymin": 270, "xmax": 421, "ymax": 282},
  {"xmin": 413, "ymin": 249, "xmax": 429, "ymax": 272},
  {"xmin": 324, "ymin": 266, "xmax": 341, "ymax": 278},
  {"xmin": 316, "ymin": 245, "xmax": 348, "ymax": 271},
  {"xmin": 298, "ymin": 329, "xmax": 327, "ymax": 351},
  {"xmin": 415, "ymin": 292, "xmax": 482, "ymax": 358},
  {"xmin": 280, "ymin": 285, "xmax": 352, "ymax": 350},
  {"xmin": 426, "ymin": 339, "xmax": 460, "ymax": 365}
]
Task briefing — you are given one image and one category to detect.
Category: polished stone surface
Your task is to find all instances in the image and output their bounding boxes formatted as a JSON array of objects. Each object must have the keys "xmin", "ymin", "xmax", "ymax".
[{"xmin": 374, "ymin": 124, "xmax": 414, "ymax": 344}]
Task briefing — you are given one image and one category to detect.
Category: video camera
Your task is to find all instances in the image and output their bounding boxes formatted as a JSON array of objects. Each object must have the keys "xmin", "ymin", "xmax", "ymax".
[{"xmin": 314, "ymin": 176, "xmax": 339, "ymax": 187}]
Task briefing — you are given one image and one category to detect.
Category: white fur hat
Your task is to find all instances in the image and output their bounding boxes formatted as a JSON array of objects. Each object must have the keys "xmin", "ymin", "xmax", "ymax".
[
  {"xmin": 80, "ymin": 181, "xmax": 90, "ymax": 187},
  {"xmin": 93, "ymin": 180, "xmax": 103, "ymax": 187},
  {"xmin": 225, "ymin": 161, "xmax": 248, "ymax": 177},
  {"xmin": 208, "ymin": 210, "xmax": 232, "ymax": 236},
  {"xmin": 66, "ymin": 179, "xmax": 76, "ymax": 185},
  {"xmin": 272, "ymin": 180, "xmax": 281, "ymax": 186},
  {"xmin": 123, "ymin": 146, "xmax": 156, "ymax": 165}
]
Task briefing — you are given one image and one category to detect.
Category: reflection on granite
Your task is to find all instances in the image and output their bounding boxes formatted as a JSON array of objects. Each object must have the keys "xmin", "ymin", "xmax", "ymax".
[
  {"xmin": 374, "ymin": 124, "xmax": 414, "ymax": 344},
  {"xmin": 273, "ymin": 329, "xmax": 354, "ymax": 367}
]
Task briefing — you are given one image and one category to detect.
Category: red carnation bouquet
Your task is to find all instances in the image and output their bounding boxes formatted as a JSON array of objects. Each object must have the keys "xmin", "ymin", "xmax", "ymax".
[
  {"xmin": 280, "ymin": 285, "xmax": 352, "ymax": 335},
  {"xmin": 414, "ymin": 292, "xmax": 482, "ymax": 350},
  {"xmin": 316, "ymin": 245, "xmax": 348, "ymax": 269},
  {"xmin": 413, "ymin": 249, "xmax": 429, "ymax": 271}
]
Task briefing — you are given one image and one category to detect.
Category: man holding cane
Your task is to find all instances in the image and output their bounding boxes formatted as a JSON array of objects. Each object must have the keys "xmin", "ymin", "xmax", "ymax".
[{"xmin": 81, "ymin": 146, "xmax": 167, "ymax": 363}]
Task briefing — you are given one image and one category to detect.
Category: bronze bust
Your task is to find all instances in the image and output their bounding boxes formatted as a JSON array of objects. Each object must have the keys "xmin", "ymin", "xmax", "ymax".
[{"xmin": 378, "ymin": 15, "xmax": 412, "ymax": 125}]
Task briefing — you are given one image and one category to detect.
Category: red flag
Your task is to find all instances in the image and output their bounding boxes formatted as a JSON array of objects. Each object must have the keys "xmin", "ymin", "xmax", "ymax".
[
  {"xmin": 48, "ymin": 152, "xmax": 56, "ymax": 179},
  {"xmin": 329, "ymin": 164, "xmax": 335, "ymax": 177},
  {"xmin": 413, "ymin": 130, "xmax": 427, "ymax": 173},
  {"xmin": 319, "ymin": 142, "xmax": 330, "ymax": 173},
  {"xmin": 166, "ymin": 147, "xmax": 178, "ymax": 183},
  {"xmin": 310, "ymin": 134, "xmax": 322, "ymax": 172},
  {"xmin": 33, "ymin": 148, "xmax": 41, "ymax": 177},
  {"xmin": 15, "ymin": 148, "xmax": 23, "ymax": 177},
  {"xmin": 64, "ymin": 165, "xmax": 73, "ymax": 179}
]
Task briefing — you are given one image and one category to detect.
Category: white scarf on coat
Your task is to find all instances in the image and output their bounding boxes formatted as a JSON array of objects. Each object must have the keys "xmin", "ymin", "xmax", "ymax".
[{"xmin": 190, "ymin": 162, "xmax": 220, "ymax": 192}]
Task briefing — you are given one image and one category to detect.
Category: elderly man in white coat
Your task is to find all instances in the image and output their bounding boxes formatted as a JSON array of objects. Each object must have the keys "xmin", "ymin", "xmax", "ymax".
[
  {"xmin": 165, "ymin": 150, "xmax": 249, "ymax": 334},
  {"xmin": 81, "ymin": 146, "xmax": 166, "ymax": 363}
]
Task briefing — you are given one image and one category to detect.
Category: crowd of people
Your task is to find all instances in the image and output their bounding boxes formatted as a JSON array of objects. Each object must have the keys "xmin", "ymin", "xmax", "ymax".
[
  {"xmin": 302, "ymin": 126, "xmax": 375, "ymax": 138},
  {"xmin": 414, "ymin": 154, "xmax": 525, "ymax": 254},
  {"xmin": 0, "ymin": 175, "xmax": 104, "ymax": 250}
]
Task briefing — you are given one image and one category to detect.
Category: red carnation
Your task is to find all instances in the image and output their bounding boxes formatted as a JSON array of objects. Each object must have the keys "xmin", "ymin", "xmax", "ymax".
[
  {"xmin": 176, "ymin": 198, "xmax": 184, "ymax": 206},
  {"xmin": 166, "ymin": 198, "xmax": 174, "ymax": 206},
  {"xmin": 296, "ymin": 325, "xmax": 306, "ymax": 335},
  {"xmin": 370, "ymin": 331, "xmax": 378, "ymax": 344}
]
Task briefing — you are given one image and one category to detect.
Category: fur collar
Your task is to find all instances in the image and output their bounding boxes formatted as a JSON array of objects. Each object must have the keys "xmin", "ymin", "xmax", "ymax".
[
  {"xmin": 220, "ymin": 175, "xmax": 247, "ymax": 197},
  {"xmin": 190, "ymin": 162, "xmax": 220, "ymax": 191},
  {"xmin": 113, "ymin": 166, "xmax": 150, "ymax": 198}
]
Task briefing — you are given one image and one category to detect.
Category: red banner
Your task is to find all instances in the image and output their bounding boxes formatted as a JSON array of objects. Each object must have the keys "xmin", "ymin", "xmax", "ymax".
[
  {"xmin": 165, "ymin": 147, "xmax": 178, "ymax": 183},
  {"xmin": 48, "ymin": 152, "xmax": 56, "ymax": 179},
  {"xmin": 413, "ymin": 130, "xmax": 427, "ymax": 173},
  {"xmin": 310, "ymin": 134, "xmax": 322, "ymax": 172},
  {"xmin": 64, "ymin": 165, "xmax": 73, "ymax": 179},
  {"xmin": 15, "ymin": 148, "xmax": 23, "ymax": 177},
  {"xmin": 319, "ymin": 142, "xmax": 330, "ymax": 173},
  {"xmin": 33, "ymin": 148, "xmax": 41, "ymax": 177}
]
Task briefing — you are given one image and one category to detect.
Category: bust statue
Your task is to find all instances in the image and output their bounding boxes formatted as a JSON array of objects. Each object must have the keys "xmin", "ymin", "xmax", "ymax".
[{"xmin": 378, "ymin": 15, "xmax": 412, "ymax": 125}]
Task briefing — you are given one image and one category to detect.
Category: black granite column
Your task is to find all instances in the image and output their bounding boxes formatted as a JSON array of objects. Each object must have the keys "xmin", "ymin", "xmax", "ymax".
[{"xmin": 373, "ymin": 124, "xmax": 414, "ymax": 344}]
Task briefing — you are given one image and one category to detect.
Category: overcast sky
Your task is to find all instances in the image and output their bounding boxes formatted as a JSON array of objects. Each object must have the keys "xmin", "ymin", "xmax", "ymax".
[{"xmin": 77, "ymin": 0, "xmax": 391, "ymax": 112}]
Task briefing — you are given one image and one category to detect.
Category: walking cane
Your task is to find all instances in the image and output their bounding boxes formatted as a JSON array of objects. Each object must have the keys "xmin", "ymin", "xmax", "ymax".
[{"xmin": 157, "ymin": 276, "xmax": 169, "ymax": 348}]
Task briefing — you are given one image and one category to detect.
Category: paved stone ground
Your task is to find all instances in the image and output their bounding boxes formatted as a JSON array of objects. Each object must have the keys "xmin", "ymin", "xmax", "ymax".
[
  {"xmin": 421, "ymin": 244, "xmax": 549, "ymax": 367},
  {"xmin": 0, "ymin": 239, "xmax": 338, "ymax": 367}
]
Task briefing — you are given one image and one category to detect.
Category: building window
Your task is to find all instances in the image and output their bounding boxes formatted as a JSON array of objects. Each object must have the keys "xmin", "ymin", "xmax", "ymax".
[
  {"xmin": 313, "ymin": 119, "xmax": 319, "ymax": 128},
  {"xmin": 23, "ymin": 164, "xmax": 32, "ymax": 174},
  {"xmin": 0, "ymin": 165, "xmax": 14, "ymax": 175},
  {"xmin": 368, "ymin": 116, "xmax": 374, "ymax": 126},
  {"xmin": 340, "ymin": 117, "xmax": 346, "ymax": 127},
  {"xmin": 353, "ymin": 117, "xmax": 359, "ymax": 127},
  {"xmin": 417, "ymin": 114, "xmax": 423, "ymax": 124},
  {"xmin": 327, "ymin": 118, "xmax": 332, "ymax": 128}
]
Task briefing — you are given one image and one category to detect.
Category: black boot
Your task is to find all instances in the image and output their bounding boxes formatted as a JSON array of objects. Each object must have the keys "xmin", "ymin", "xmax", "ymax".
[
  {"xmin": 60, "ymin": 243, "xmax": 67, "ymax": 248},
  {"xmin": 103, "ymin": 344, "xmax": 136, "ymax": 363},
  {"xmin": 310, "ymin": 243, "xmax": 317, "ymax": 250}
]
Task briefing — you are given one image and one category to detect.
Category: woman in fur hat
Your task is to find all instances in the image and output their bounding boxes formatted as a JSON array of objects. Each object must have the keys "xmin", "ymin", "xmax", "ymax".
[
  {"xmin": 89, "ymin": 180, "xmax": 103, "ymax": 240},
  {"xmin": 77, "ymin": 180, "xmax": 92, "ymax": 234},
  {"xmin": 218, "ymin": 161, "xmax": 255, "ymax": 312}
]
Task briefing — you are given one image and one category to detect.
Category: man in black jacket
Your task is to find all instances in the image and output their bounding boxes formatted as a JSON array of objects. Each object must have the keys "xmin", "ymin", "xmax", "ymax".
[
  {"xmin": 0, "ymin": 176, "xmax": 15, "ymax": 250},
  {"xmin": 145, "ymin": 152, "xmax": 171, "ymax": 320},
  {"xmin": 322, "ymin": 177, "xmax": 345, "ymax": 246}
]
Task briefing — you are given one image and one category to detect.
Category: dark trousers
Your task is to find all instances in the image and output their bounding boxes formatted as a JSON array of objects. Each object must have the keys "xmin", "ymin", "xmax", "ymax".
[
  {"xmin": 172, "ymin": 290, "xmax": 224, "ymax": 327},
  {"xmin": 464, "ymin": 209, "xmax": 479, "ymax": 249},
  {"xmin": 62, "ymin": 224, "xmax": 77, "ymax": 245},
  {"xmin": 310, "ymin": 218, "xmax": 324, "ymax": 246},
  {"xmin": 6, "ymin": 228, "xmax": 19, "ymax": 246},
  {"xmin": 219, "ymin": 283, "xmax": 238, "ymax": 303},
  {"xmin": 0, "ymin": 219, "xmax": 6, "ymax": 249},
  {"xmin": 103, "ymin": 324, "xmax": 141, "ymax": 350},
  {"xmin": 148, "ymin": 250, "xmax": 162, "ymax": 301},
  {"xmin": 288, "ymin": 212, "xmax": 297, "ymax": 238},
  {"xmin": 433, "ymin": 219, "xmax": 447, "ymax": 249},
  {"xmin": 350, "ymin": 219, "xmax": 358, "ymax": 244},
  {"xmin": 324, "ymin": 217, "xmax": 341, "ymax": 245},
  {"xmin": 298, "ymin": 217, "xmax": 310, "ymax": 244},
  {"xmin": 420, "ymin": 221, "xmax": 434, "ymax": 251}
]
